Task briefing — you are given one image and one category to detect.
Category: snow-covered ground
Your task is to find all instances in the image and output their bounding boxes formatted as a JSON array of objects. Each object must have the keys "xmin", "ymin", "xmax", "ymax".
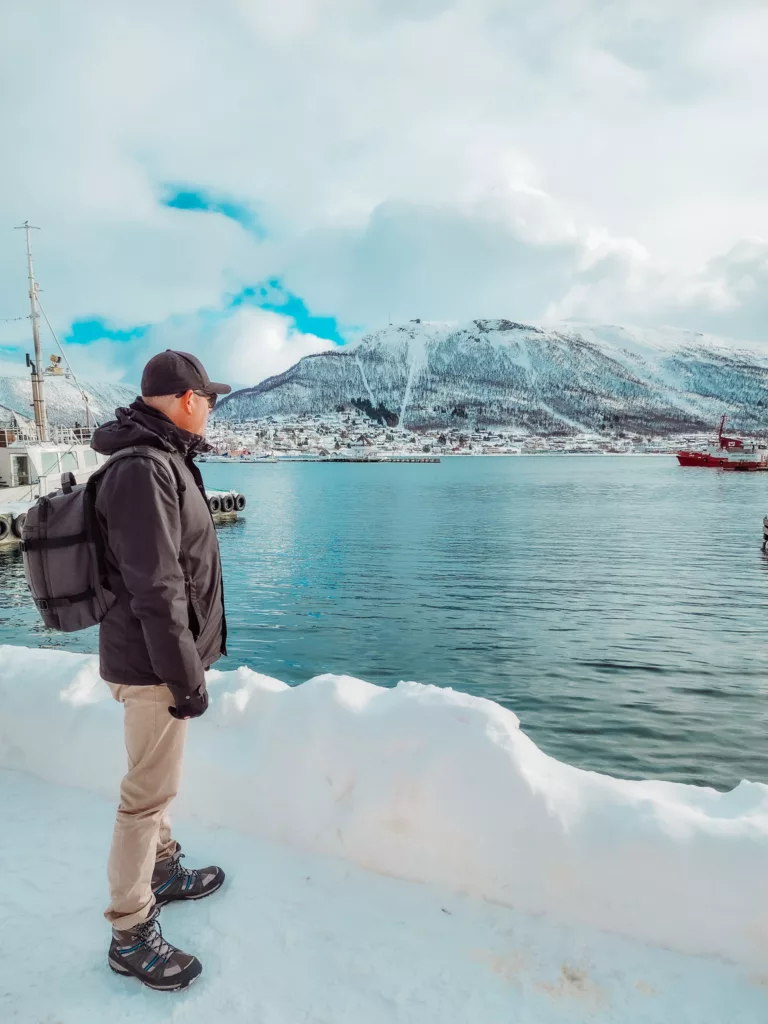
[{"xmin": 2, "ymin": 644, "xmax": 767, "ymax": 1022}]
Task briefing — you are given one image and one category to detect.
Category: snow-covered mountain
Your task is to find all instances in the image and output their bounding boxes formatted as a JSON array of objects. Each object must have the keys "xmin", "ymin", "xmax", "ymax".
[
  {"xmin": 215, "ymin": 320, "xmax": 768, "ymax": 433},
  {"xmin": 0, "ymin": 374, "xmax": 137, "ymax": 428}
]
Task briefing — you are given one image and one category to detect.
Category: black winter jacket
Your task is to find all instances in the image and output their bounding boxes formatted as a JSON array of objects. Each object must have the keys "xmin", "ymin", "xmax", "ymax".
[{"xmin": 91, "ymin": 400, "xmax": 227, "ymax": 697}]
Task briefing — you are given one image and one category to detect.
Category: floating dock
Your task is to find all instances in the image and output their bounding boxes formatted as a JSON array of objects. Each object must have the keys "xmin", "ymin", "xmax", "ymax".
[
  {"xmin": 198, "ymin": 454, "xmax": 441, "ymax": 465},
  {"xmin": 207, "ymin": 489, "xmax": 247, "ymax": 522},
  {"xmin": 293, "ymin": 456, "xmax": 441, "ymax": 464}
]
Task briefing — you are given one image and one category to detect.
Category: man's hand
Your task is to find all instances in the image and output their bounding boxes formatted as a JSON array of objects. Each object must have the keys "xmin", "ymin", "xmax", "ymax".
[{"xmin": 169, "ymin": 686, "xmax": 209, "ymax": 720}]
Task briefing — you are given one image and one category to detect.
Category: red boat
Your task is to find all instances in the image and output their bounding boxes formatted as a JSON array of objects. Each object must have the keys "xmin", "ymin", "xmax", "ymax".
[{"xmin": 677, "ymin": 416, "xmax": 768, "ymax": 470}]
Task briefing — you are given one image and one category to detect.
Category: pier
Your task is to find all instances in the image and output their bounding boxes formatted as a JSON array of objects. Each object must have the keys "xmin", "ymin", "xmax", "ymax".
[{"xmin": 321, "ymin": 456, "xmax": 441, "ymax": 464}]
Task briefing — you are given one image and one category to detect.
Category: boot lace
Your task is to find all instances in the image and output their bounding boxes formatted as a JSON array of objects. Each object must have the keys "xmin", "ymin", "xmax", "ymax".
[
  {"xmin": 136, "ymin": 907, "xmax": 176, "ymax": 963},
  {"xmin": 169, "ymin": 852, "xmax": 199, "ymax": 885}
]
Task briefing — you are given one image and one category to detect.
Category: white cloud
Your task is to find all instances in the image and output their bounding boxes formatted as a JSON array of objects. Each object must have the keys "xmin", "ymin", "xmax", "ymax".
[
  {"xmin": 146, "ymin": 306, "xmax": 334, "ymax": 390},
  {"xmin": 283, "ymin": 187, "xmax": 583, "ymax": 327},
  {"xmin": 215, "ymin": 308, "xmax": 333, "ymax": 386},
  {"xmin": 1, "ymin": 0, "xmax": 767, "ymax": 387},
  {"xmin": 11, "ymin": 304, "xmax": 334, "ymax": 393},
  {"xmin": 548, "ymin": 235, "xmax": 768, "ymax": 342}
]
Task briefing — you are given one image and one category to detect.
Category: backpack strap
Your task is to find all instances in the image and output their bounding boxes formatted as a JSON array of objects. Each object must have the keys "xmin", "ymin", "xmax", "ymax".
[
  {"xmin": 87, "ymin": 445, "xmax": 186, "ymax": 502},
  {"xmin": 86, "ymin": 446, "xmax": 187, "ymax": 585}
]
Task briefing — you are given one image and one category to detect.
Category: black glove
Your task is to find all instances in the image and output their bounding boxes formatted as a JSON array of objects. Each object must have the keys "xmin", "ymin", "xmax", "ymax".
[{"xmin": 168, "ymin": 685, "xmax": 209, "ymax": 720}]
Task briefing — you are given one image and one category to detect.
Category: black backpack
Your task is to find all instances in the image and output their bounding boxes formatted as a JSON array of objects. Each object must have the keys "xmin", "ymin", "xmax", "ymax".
[{"xmin": 21, "ymin": 446, "xmax": 182, "ymax": 632}]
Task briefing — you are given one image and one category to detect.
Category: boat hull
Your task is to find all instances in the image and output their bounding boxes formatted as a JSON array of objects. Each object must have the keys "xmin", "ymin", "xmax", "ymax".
[
  {"xmin": 677, "ymin": 452, "xmax": 768, "ymax": 470},
  {"xmin": 677, "ymin": 452, "xmax": 726, "ymax": 467}
]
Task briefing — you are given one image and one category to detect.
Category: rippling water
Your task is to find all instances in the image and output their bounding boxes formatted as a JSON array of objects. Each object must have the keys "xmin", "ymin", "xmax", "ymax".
[{"xmin": 2, "ymin": 455, "xmax": 767, "ymax": 789}]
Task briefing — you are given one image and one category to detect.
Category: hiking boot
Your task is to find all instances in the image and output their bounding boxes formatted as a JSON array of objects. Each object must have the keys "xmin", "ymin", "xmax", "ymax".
[
  {"xmin": 152, "ymin": 846, "xmax": 225, "ymax": 907},
  {"xmin": 108, "ymin": 907, "xmax": 202, "ymax": 991}
]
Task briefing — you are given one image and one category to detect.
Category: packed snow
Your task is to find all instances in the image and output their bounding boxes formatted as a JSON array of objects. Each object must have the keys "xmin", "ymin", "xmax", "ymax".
[{"xmin": 1, "ymin": 644, "xmax": 767, "ymax": 1022}]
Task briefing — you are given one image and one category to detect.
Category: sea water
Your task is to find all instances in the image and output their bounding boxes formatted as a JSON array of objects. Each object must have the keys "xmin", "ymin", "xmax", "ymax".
[{"xmin": 2, "ymin": 455, "xmax": 767, "ymax": 789}]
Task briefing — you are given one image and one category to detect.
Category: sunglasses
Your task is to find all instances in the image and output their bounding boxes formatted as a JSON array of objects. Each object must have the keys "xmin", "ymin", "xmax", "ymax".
[{"xmin": 177, "ymin": 389, "xmax": 217, "ymax": 411}]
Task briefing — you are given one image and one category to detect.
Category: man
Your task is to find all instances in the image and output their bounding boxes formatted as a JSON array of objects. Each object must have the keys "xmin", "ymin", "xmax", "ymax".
[{"xmin": 90, "ymin": 350, "xmax": 231, "ymax": 991}]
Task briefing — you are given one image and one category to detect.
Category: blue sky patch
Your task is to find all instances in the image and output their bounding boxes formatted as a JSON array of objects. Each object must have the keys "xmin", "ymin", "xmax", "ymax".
[
  {"xmin": 64, "ymin": 318, "xmax": 150, "ymax": 346},
  {"xmin": 51, "ymin": 282, "xmax": 343, "ymax": 364},
  {"xmin": 162, "ymin": 185, "xmax": 266, "ymax": 237},
  {"xmin": 0, "ymin": 343, "xmax": 25, "ymax": 362},
  {"xmin": 233, "ymin": 279, "xmax": 346, "ymax": 344}
]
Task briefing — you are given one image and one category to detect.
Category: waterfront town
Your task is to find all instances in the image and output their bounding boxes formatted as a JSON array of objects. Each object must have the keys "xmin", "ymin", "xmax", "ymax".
[{"xmin": 206, "ymin": 410, "xmax": 724, "ymax": 460}]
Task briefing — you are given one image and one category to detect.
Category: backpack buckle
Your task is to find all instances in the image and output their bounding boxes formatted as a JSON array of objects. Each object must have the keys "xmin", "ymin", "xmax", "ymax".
[{"xmin": 37, "ymin": 599, "xmax": 49, "ymax": 611}]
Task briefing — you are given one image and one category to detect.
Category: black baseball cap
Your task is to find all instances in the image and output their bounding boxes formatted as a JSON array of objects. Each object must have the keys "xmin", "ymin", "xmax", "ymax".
[{"xmin": 141, "ymin": 350, "xmax": 232, "ymax": 398}]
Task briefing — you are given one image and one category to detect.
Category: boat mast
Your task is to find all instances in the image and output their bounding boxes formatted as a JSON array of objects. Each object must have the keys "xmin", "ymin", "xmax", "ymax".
[{"xmin": 14, "ymin": 221, "xmax": 49, "ymax": 442}]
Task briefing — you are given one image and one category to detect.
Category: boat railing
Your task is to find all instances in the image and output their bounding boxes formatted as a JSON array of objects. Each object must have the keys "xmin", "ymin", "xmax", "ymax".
[
  {"xmin": 0, "ymin": 425, "xmax": 96, "ymax": 448},
  {"xmin": 50, "ymin": 425, "xmax": 97, "ymax": 446},
  {"xmin": 0, "ymin": 425, "xmax": 38, "ymax": 447}
]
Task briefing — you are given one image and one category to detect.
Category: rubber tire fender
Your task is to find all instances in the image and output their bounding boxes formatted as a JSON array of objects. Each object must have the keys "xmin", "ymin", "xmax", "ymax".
[{"xmin": 11, "ymin": 512, "xmax": 27, "ymax": 538}]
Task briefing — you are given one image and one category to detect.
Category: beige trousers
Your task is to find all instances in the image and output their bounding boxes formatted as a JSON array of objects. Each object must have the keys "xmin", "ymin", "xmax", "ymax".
[{"xmin": 104, "ymin": 682, "xmax": 188, "ymax": 931}]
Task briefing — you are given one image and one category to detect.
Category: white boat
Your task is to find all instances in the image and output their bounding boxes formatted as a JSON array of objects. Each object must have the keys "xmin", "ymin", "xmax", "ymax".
[
  {"xmin": 0, "ymin": 223, "xmax": 108, "ymax": 543},
  {"xmin": 0, "ymin": 427, "xmax": 107, "ymax": 545},
  {"xmin": 677, "ymin": 415, "xmax": 768, "ymax": 470},
  {"xmin": 0, "ymin": 426, "xmax": 106, "ymax": 503}
]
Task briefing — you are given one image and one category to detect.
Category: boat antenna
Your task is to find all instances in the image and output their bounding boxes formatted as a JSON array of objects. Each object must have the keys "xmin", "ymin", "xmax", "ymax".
[{"xmin": 14, "ymin": 221, "xmax": 49, "ymax": 441}]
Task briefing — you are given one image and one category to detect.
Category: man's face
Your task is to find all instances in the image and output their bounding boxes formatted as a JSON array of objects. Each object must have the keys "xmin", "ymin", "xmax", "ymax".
[
  {"xmin": 167, "ymin": 390, "xmax": 212, "ymax": 437},
  {"xmin": 188, "ymin": 391, "xmax": 212, "ymax": 436}
]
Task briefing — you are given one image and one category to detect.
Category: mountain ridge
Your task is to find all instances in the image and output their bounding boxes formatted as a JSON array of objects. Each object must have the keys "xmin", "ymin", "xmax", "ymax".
[{"xmin": 215, "ymin": 319, "xmax": 768, "ymax": 434}]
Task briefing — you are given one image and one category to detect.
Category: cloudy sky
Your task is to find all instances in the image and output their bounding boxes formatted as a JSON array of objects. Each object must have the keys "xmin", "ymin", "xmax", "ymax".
[{"xmin": 1, "ymin": 0, "xmax": 767, "ymax": 390}]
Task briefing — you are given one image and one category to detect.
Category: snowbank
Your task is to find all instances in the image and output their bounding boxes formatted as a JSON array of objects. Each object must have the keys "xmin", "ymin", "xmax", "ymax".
[{"xmin": 1, "ymin": 644, "xmax": 767, "ymax": 971}]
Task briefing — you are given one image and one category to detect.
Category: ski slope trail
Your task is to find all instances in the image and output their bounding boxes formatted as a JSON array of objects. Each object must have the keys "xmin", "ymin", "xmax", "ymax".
[
  {"xmin": 399, "ymin": 330, "xmax": 431, "ymax": 427},
  {"xmin": 355, "ymin": 353, "xmax": 376, "ymax": 406}
]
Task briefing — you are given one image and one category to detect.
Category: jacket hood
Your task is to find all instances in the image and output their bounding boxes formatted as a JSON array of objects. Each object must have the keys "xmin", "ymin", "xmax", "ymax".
[{"xmin": 91, "ymin": 399, "xmax": 209, "ymax": 457}]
